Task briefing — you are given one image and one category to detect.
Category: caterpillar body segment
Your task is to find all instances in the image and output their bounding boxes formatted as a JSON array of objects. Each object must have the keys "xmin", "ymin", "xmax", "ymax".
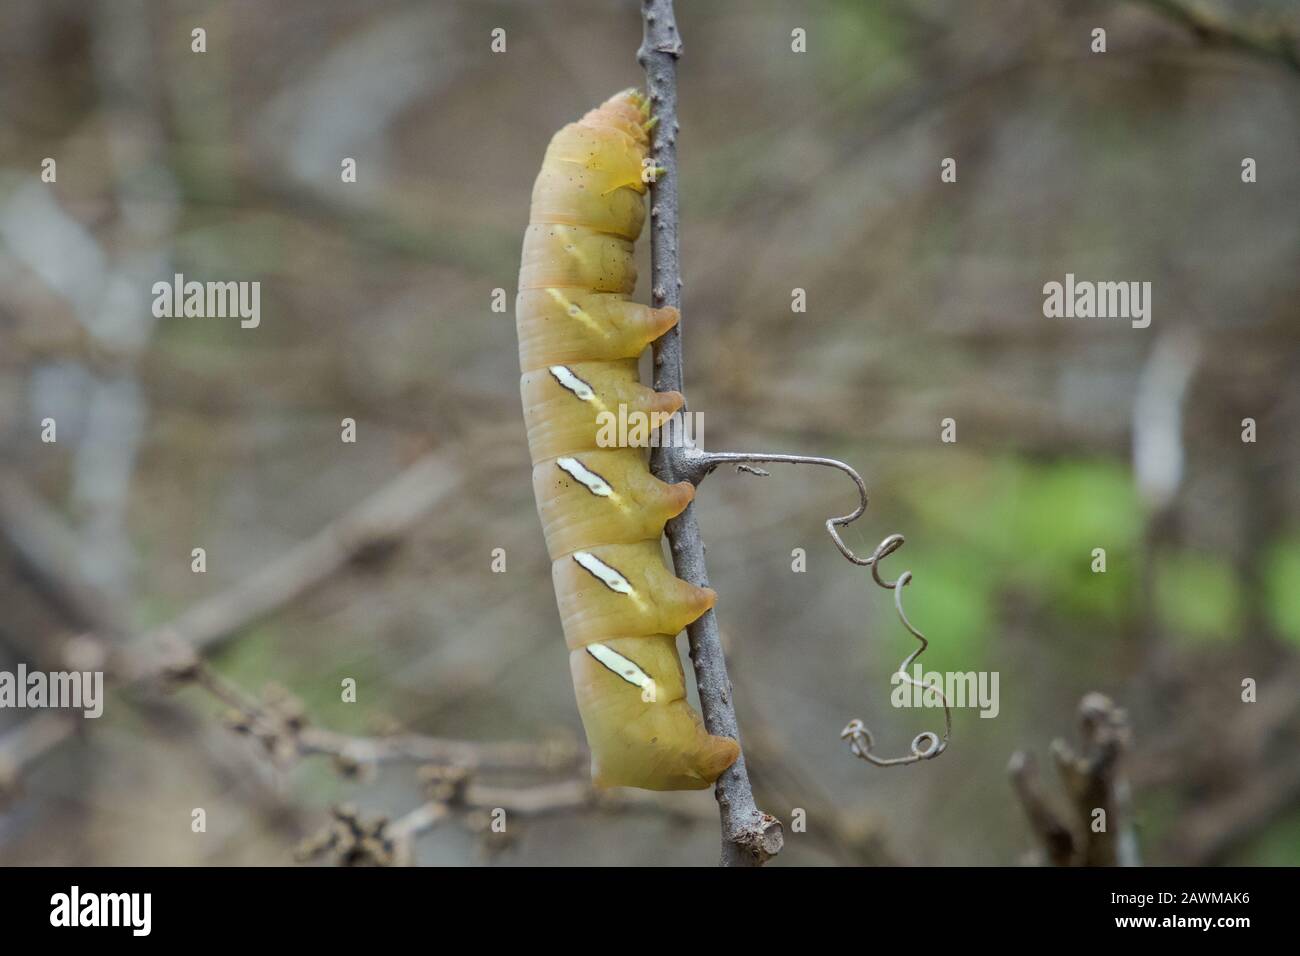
[
  {"xmin": 518, "ymin": 223, "xmax": 638, "ymax": 294},
  {"xmin": 553, "ymin": 542, "xmax": 718, "ymax": 650},
  {"xmin": 515, "ymin": 288, "xmax": 679, "ymax": 369},
  {"xmin": 516, "ymin": 91, "xmax": 740, "ymax": 791},
  {"xmin": 519, "ymin": 359, "xmax": 684, "ymax": 462},
  {"xmin": 571, "ymin": 635, "xmax": 740, "ymax": 791},
  {"xmin": 532, "ymin": 450, "xmax": 695, "ymax": 559}
]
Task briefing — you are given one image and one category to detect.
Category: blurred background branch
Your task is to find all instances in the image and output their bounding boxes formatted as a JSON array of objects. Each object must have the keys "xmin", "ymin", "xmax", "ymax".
[
  {"xmin": 1010, "ymin": 693, "xmax": 1139, "ymax": 866},
  {"xmin": 1135, "ymin": 0, "xmax": 1300, "ymax": 73}
]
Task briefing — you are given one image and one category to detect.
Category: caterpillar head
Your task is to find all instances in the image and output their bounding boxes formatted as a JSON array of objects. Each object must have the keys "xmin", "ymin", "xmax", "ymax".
[{"xmin": 579, "ymin": 89, "xmax": 650, "ymax": 146}]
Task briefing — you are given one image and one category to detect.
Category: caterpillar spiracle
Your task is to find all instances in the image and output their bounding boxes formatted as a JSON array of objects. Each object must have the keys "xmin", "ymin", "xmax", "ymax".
[{"xmin": 515, "ymin": 90, "xmax": 740, "ymax": 791}]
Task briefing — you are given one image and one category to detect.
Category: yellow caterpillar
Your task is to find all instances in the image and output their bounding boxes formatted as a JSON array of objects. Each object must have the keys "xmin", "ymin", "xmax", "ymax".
[{"xmin": 515, "ymin": 90, "xmax": 740, "ymax": 790}]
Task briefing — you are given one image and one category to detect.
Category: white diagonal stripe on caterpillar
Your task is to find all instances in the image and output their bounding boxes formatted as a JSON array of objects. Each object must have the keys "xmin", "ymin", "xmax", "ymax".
[
  {"xmin": 572, "ymin": 550, "xmax": 648, "ymax": 612},
  {"xmin": 548, "ymin": 364, "xmax": 596, "ymax": 401},
  {"xmin": 556, "ymin": 456, "xmax": 612, "ymax": 496},
  {"xmin": 586, "ymin": 642, "xmax": 655, "ymax": 692},
  {"xmin": 572, "ymin": 550, "xmax": 632, "ymax": 593},
  {"xmin": 555, "ymin": 457, "xmax": 633, "ymax": 516}
]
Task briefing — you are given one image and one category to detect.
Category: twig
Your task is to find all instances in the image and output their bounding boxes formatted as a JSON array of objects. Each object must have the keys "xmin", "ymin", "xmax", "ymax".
[
  {"xmin": 1135, "ymin": 0, "xmax": 1300, "ymax": 74},
  {"xmin": 1135, "ymin": 664, "xmax": 1300, "ymax": 790},
  {"xmin": 1010, "ymin": 693, "xmax": 1140, "ymax": 866},
  {"xmin": 296, "ymin": 728, "xmax": 583, "ymax": 774},
  {"xmin": 1008, "ymin": 751, "xmax": 1078, "ymax": 867},
  {"xmin": 159, "ymin": 645, "xmax": 693, "ymax": 865},
  {"xmin": 180, "ymin": 655, "xmax": 584, "ymax": 776},
  {"xmin": 298, "ymin": 769, "xmax": 716, "ymax": 866},
  {"xmin": 119, "ymin": 452, "xmax": 460, "ymax": 680},
  {"xmin": 295, "ymin": 804, "xmax": 411, "ymax": 867},
  {"xmin": 0, "ymin": 476, "xmax": 131, "ymax": 643},
  {"xmin": 638, "ymin": 0, "xmax": 782, "ymax": 867},
  {"xmin": 1162, "ymin": 752, "xmax": 1300, "ymax": 864},
  {"xmin": 0, "ymin": 453, "xmax": 460, "ymax": 791},
  {"xmin": 388, "ymin": 801, "xmax": 452, "ymax": 864},
  {"xmin": 0, "ymin": 712, "xmax": 79, "ymax": 806},
  {"xmin": 1055, "ymin": 693, "xmax": 1140, "ymax": 867},
  {"xmin": 737, "ymin": 704, "xmax": 906, "ymax": 865},
  {"xmin": 191, "ymin": 663, "xmax": 713, "ymax": 863}
]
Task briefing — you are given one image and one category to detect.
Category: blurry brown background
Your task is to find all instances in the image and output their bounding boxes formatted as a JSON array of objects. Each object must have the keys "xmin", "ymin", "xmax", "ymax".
[{"xmin": 0, "ymin": 0, "xmax": 1297, "ymax": 865}]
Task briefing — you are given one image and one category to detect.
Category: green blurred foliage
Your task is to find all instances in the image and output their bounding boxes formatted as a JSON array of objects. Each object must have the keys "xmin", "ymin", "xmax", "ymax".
[
  {"xmin": 823, "ymin": 0, "xmax": 914, "ymax": 97},
  {"xmin": 1156, "ymin": 552, "xmax": 1242, "ymax": 645},
  {"xmin": 892, "ymin": 455, "xmax": 1140, "ymax": 659},
  {"xmin": 1247, "ymin": 813, "xmax": 1300, "ymax": 865},
  {"xmin": 1264, "ymin": 538, "xmax": 1300, "ymax": 646}
]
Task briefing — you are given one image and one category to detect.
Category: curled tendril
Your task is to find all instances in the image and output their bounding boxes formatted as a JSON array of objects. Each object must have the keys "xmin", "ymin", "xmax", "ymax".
[
  {"xmin": 838, "ymin": 533, "xmax": 951, "ymax": 766},
  {"xmin": 689, "ymin": 449, "xmax": 952, "ymax": 768}
]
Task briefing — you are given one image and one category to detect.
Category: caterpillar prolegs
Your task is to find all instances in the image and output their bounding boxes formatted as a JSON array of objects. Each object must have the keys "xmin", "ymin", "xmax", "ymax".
[{"xmin": 515, "ymin": 91, "xmax": 740, "ymax": 791}]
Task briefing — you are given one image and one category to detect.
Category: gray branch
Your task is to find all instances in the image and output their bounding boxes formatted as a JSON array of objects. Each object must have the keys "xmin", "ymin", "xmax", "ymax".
[
  {"xmin": 638, "ymin": 0, "xmax": 782, "ymax": 866},
  {"xmin": 1135, "ymin": 0, "xmax": 1300, "ymax": 75},
  {"xmin": 1010, "ymin": 693, "xmax": 1141, "ymax": 866}
]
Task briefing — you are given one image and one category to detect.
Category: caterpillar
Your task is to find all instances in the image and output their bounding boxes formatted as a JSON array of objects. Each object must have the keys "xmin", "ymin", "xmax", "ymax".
[{"xmin": 515, "ymin": 90, "xmax": 740, "ymax": 791}]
